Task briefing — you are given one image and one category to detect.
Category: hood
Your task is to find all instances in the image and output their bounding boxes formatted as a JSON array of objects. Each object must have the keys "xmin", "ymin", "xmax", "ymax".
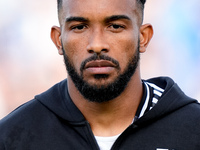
[
  {"xmin": 35, "ymin": 77, "xmax": 197, "ymax": 124},
  {"xmin": 35, "ymin": 79, "xmax": 86, "ymax": 123},
  {"xmin": 135, "ymin": 76, "xmax": 197, "ymax": 125}
]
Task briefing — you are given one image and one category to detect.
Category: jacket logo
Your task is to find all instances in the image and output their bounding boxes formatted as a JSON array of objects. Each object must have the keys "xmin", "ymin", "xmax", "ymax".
[{"xmin": 156, "ymin": 148, "xmax": 175, "ymax": 150}]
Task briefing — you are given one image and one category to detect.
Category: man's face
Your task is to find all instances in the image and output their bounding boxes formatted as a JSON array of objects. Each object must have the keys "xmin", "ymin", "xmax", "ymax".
[{"xmin": 59, "ymin": 0, "xmax": 142, "ymax": 102}]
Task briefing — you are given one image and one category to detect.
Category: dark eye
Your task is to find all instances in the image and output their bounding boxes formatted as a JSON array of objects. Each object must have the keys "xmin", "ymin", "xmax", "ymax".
[
  {"xmin": 112, "ymin": 24, "xmax": 122, "ymax": 29},
  {"xmin": 71, "ymin": 24, "xmax": 87, "ymax": 32},
  {"xmin": 73, "ymin": 25, "xmax": 85, "ymax": 30},
  {"xmin": 108, "ymin": 24, "xmax": 125, "ymax": 32}
]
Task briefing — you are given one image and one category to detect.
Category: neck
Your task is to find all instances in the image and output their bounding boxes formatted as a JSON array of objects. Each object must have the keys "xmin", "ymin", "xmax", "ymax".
[{"xmin": 67, "ymin": 72, "xmax": 143, "ymax": 137}]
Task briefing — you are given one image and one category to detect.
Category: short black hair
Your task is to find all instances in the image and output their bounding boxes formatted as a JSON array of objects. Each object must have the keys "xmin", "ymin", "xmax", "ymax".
[
  {"xmin": 57, "ymin": 0, "xmax": 62, "ymax": 12},
  {"xmin": 57, "ymin": 0, "xmax": 146, "ymax": 25},
  {"xmin": 139, "ymin": 0, "xmax": 146, "ymax": 5},
  {"xmin": 138, "ymin": 0, "xmax": 146, "ymax": 9},
  {"xmin": 57, "ymin": 0, "xmax": 146, "ymax": 12}
]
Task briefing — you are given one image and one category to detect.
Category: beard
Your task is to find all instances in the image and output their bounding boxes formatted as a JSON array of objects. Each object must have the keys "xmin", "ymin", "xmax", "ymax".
[{"xmin": 62, "ymin": 43, "xmax": 140, "ymax": 103}]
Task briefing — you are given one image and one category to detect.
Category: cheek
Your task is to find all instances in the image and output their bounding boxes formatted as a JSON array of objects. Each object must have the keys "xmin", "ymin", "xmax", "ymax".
[
  {"xmin": 113, "ymin": 35, "xmax": 139, "ymax": 71},
  {"xmin": 62, "ymin": 35, "xmax": 88, "ymax": 73}
]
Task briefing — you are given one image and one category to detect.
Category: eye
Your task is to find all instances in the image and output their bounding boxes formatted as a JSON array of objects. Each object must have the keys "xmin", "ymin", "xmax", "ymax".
[
  {"xmin": 71, "ymin": 24, "xmax": 88, "ymax": 32},
  {"xmin": 108, "ymin": 24, "xmax": 125, "ymax": 32},
  {"xmin": 112, "ymin": 24, "xmax": 123, "ymax": 29}
]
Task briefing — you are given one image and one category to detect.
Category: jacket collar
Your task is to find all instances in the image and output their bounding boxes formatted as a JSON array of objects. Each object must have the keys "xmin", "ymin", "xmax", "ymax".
[{"xmin": 36, "ymin": 79, "xmax": 86, "ymax": 123}]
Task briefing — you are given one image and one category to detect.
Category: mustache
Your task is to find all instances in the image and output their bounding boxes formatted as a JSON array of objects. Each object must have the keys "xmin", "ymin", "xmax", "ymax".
[{"xmin": 80, "ymin": 54, "xmax": 120, "ymax": 72}]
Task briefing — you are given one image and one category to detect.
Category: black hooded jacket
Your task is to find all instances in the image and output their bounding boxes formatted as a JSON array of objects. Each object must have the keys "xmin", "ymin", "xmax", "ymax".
[{"xmin": 0, "ymin": 77, "xmax": 200, "ymax": 150}]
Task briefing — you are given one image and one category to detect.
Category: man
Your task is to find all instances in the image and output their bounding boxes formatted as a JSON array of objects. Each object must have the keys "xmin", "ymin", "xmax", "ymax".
[{"xmin": 0, "ymin": 0, "xmax": 200, "ymax": 149}]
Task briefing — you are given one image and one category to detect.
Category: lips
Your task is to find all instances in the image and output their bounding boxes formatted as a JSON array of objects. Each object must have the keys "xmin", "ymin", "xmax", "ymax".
[
  {"xmin": 84, "ymin": 60, "xmax": 117, "ymax": 74},
  {"xmin": 85, "ymin": 60, "xmax": 117, "ymax": 68}
]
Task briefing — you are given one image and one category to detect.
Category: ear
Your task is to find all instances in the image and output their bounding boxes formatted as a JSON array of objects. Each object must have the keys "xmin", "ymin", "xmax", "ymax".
[
  {"xmin": 139, "ymin": 24, "xmax": 153, "ymax": 53},
  {"xmin": 51, "ymin": 26, "xmax": 63, "ymax": 55}
]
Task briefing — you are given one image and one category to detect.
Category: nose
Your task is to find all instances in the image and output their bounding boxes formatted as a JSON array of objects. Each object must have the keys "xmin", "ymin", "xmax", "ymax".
[{"xmin": 86, "ymin": 29, "xmax": 109, "ymax": 54}]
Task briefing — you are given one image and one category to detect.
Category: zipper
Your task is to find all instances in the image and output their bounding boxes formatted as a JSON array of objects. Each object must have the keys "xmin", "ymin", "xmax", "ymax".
[
  {"xmin": 85, "ymin": 121, "xmax": 100, "ymax": 150},
  {"xmin": 111, "ymin": 123, "xmax": 138, "ymax": 149}
]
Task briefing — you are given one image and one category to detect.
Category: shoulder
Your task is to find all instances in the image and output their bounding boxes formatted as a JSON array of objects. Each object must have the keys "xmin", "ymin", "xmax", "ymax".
[
  {"xmin": 181, "ymin": 101, "xmax": 200, "ymax": 121},
  {"xmin": 0, "ymin": 99, "xmax": 48, "ymax": 136},
  {"xmin": 0, "ymin": 99, "xmax": 43, "ymax": 124},
  {"xmin": 0, "ymin": 98, "xmax": 57, "ymax": 149}
]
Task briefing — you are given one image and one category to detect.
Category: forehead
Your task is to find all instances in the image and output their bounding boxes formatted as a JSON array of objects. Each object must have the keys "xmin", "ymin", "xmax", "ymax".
[{"xmin": 60, "ymin": 0, "xmax": 139, "ymax": 22}]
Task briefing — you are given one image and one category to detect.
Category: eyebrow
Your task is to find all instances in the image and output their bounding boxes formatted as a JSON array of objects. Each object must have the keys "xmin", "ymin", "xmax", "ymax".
[
  {"xmin": 66, "ymin": 16, "xmax": 88, "ymax": 23},
  {"xmin": 104, "ymin": 15, "xmax": 131, "ymax": 23},
  {"xmin": 65, "ymin": 15, "xmax": 131, "ymax": 23}
]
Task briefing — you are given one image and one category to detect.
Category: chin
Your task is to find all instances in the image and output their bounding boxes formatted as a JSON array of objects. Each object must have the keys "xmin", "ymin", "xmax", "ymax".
[{"xmin": 84, "ymin": 74, "xmax": 118, "ymax": 87}]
